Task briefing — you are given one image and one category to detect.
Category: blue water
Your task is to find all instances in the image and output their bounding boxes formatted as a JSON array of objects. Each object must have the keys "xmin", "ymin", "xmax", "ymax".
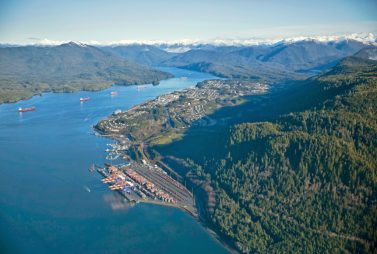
[{"xmin": 0, "ymin": 68, "xmax": 229, "ymax": 254}]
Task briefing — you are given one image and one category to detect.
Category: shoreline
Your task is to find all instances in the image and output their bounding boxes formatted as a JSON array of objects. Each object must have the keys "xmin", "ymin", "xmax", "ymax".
[
  {"xmin": 0, "ymin": 74, "xmax": 174, "ymax": 105},
  {"xmin": 189, "ymin": 180, "xmax": 240, "ymax": 254},
  {"xmin": 92, "ymin": 79, "xmax": 270, "ymax": 254},
  {"xmin": 94, "ymin": 130, "xmax": 241, "ymax": 254},
  {"xmin": 0, "ymin": 66, "xmax": 238, "ymax": 254},
  {"xmin": 94, "ymin": 133, "xmax": 240, "ymax": 254}
]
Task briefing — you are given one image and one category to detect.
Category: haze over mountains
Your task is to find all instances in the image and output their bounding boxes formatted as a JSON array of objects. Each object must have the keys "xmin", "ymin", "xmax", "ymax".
[
  {"xmin": 106, "ymin": 39, "xmax": 370, "ymax": 81},
  {"xmin": 0, "ymin": 34, "xmax": 376, "ymax": 103}
]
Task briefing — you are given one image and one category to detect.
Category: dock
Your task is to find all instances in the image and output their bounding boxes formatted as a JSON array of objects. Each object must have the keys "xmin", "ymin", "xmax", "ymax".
[{"xmin": 95, "ymin": 161, "xmax": 197, "ymax": 216}]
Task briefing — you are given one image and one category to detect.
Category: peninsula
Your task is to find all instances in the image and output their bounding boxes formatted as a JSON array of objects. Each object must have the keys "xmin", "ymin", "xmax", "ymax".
[{"xmin": 95, "ymin": 53, "xmax": 377, "ymax": 253}]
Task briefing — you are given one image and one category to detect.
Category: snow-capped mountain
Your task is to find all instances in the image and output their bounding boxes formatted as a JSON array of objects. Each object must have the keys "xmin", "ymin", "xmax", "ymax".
[
  {"xmin": 2, "ymin": 33, "xmax": 376, "ymax": 50},
  {"xmin": 1, "ymin": 33, "xmax": 375, "ymax": 85}
]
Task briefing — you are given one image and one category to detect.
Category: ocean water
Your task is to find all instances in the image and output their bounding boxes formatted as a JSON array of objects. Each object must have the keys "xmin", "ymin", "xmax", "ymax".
[{"xmin": 0, "ymin": 68, "xmax": 229, "ymax": 254}]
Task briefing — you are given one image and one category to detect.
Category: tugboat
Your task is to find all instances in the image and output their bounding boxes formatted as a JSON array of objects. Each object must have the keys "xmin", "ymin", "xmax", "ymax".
[
  {"xmin": 80, "ymin": 97, "xmax": 90, "ymax": 102},
  {"xmin": 18, "ymin": 106, "xmax": 35, "ymax": 112}
]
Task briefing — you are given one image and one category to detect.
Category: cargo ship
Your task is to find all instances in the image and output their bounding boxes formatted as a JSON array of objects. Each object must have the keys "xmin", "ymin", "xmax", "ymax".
[
  {"xmin": 18, "ymin": 106, "xmax": 35, "ymax": 113},
  {"xmin": 80, "ymin": 97, "xmax": 90, "ymax": 102}
]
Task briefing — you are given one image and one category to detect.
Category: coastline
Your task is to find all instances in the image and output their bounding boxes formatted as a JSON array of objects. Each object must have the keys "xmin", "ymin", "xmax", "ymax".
[
  {"xmin": 91, "ymin": 79, "xmax": 270, "ymax": 254},
  {"xmin": 157, "ymin": 157, "xmax": 241, "ymax": 254},
  {"xmin": 193, "ymin": 196, "xmax": 240, "ymax": 254},
  {"xmin": 95, "ymin": 126, "xmax": 240, "ymax": 254},
  {"xmin": 0, "ymin": 66, "xmax": 235, "ymax": 254},
  {"xmin": 0, "ymin": 73, "xmax": 173, "ymax": 105}
]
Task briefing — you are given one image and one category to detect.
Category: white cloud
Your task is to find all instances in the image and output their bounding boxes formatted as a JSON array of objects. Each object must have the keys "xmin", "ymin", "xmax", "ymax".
[{"xmin": 2, "ymin": 32, "xmax": 376, "ymax": 47}]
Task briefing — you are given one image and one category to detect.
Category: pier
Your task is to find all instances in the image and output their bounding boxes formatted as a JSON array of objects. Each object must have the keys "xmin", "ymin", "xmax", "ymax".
[{"xmin": 95, "ymin": 161, "xmax": 197, "ymax": 216}]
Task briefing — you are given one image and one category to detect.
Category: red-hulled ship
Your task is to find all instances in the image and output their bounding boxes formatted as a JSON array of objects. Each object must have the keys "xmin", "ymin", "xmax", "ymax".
[
  {"xmin": 80, "ymin": 97, "xmax": 91, "ymax": 102},
  {"xmin": 18, "ymin": 106, "xmax": 35, "ymax": 112}
]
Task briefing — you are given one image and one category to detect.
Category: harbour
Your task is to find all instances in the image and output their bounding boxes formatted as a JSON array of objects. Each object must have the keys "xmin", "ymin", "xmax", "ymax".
[
  {"xmin": 94, "ymin": 160, "xmax": 196, "ymax": 214},
  {"xmin": 0, "ymin": 67, "xmax": 229, "ymax": 254}
]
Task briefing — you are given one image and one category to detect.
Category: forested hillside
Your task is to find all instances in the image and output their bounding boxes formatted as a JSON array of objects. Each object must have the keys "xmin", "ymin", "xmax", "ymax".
[
  {"xmin": 161, "ymin": 39, "xmax": 367, "ymax": 82},
  {"xmin": 156, "ymin": 56, "xmax": 377, "ymax": 253},
  {"xmin": 102, "ymin": 44, "xmax": 176, "ymax": 66},
  {"xmin": 0, "ymin": 42, "xmax": 172, "ymax": 103}
]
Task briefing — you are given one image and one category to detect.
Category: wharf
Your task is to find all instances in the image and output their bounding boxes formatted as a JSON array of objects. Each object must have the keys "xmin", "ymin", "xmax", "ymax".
[{"xmin": 95, "ymin": 162, "xmax": 197, "ymax": 216}]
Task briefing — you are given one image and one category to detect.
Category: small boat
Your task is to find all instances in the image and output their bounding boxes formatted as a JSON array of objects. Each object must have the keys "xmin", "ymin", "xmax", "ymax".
[
  {"xmin": 80, "ymin": 97, "xmax": 90, "ymax": 102},
  {"xmin": 110, "ymin": 91, "xmax": 118, "ymax": 96},
  {"xmin": 18, "ymin": 106, "xmax": 35, "ymax": 113}
]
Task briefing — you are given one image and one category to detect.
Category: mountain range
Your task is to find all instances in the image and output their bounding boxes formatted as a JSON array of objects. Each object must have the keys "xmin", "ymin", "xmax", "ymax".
[
  {"xmin": 163, "ymin": 39, "xmax": 369, "ymax": 80},
  {"xmin": 101, "ymin": 39, "xmax": 370, "ymax": 82},
  {"xmin": 0, "ymin": 36, "xmax": 375, "ymax": 103}
]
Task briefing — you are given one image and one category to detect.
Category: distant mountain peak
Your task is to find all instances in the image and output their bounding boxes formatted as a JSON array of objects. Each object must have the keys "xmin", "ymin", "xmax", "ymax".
[
  {"xmin": 275, "ymin": 33, "xmax": 377, "ymax": 46},
  {"xmin": 63, "ymin": 41, "xmax": 88, "ymax": 47}
]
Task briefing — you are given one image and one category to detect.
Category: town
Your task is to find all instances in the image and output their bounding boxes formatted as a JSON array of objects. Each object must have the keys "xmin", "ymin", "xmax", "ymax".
[
  {"xmin": 93, "ymin": 79, "xmax": 269, "ymax": 215},
  {"xmin": 95, "ymin": 79, "xmax": 269, "ymax": 143}
]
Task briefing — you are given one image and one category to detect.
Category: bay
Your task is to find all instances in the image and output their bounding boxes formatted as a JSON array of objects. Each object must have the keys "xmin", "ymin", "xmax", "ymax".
[{"xmin": 0, "ymin": 67, "xmax": 229, "ymax": 254}]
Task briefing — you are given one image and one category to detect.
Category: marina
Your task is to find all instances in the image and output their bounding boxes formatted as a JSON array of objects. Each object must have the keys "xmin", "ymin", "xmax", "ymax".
[{"xmin": 96, "ymin": 135, "xmax": 196, "ymax": 212}]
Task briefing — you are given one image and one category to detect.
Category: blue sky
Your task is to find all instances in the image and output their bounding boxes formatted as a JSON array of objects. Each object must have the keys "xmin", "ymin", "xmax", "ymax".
[{"xmin": 1, "ymin": 0, "xmax": 376, "ymax": 44}]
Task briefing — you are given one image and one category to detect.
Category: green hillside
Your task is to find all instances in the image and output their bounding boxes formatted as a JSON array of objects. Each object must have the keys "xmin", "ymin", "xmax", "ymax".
[
  {"xmin": 102, "ymin": 44, "xmax": 176, "ymax": 66},
  {"xmin": 161, "ymin": 40, "xmax": 368, "ymax": 82},
  {"xmin": 156, "ymin": 56, "xmax": 377, "ymax": 253},
  {"xmin": 0, "ymin": 42, "xmax": 173, "ymax": 103}
]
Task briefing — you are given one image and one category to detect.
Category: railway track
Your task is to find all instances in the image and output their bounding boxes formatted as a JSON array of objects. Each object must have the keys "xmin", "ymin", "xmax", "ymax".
[{"xmin": 133, "ymin": 166, "xmax": 193, "ymax": 204}]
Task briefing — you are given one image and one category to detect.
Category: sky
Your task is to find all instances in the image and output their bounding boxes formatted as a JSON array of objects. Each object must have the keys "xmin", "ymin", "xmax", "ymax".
[{"xmin": 0, "ymin": 0, "xmax": 376, "ymax": 44}]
